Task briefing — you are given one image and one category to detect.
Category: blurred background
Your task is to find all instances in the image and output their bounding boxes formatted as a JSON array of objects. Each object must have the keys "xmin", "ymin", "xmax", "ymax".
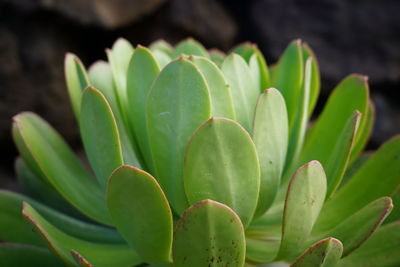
[{"xmin": 1, "ymin": 0, "xmax": 400, "ymax": 190}]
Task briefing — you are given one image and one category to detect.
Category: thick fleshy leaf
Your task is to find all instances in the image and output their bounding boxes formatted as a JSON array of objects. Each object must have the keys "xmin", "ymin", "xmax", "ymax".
[
  {"xmin": 349, "ymin": 100, "xmax": 375, "ymax": 163},
  {"xmin": 149, "ymin": 39, "xmax": 173, "ymax": 55},
  {"xmin": 147, "ymin": 58, "xmax": 211, "ymax": 214},
  {"xmin": 245, "ymin": 223, "xmax": 281, "ymax": 263},
  {"xmin": 80, "ymin": 87, "xmax": 123, "ymax": 189},
  {"xmin": 222, "ymin": 53, "xmax": 259, "ymax": 132},
  {"xmin": 301, "ymin": 43, "xmax": 320, "ymax": 117},
  {"xmin": 64, "ymin": 53, "xmax": 90, "ymax": 120},
  {"xmin": 16, "ymin": 158, "xmax": 81, "ymax": 219},
  {"xmin": 13, "ymin": 112, "xmax": 111, "ymax": 224},
  {"xmin": 270, "ymin": 40, "xmax": 303, "ymax": 126},
  {"xmin": 72, "ymin": 250, "xmax": 93, "ymax": 267},
  {"xmin": 232, "ymin": 42, "xmax": 270, "ymax": 90},
  {"xmin": 277, "ymin": 161, "xmax": 327, "ymax": 261},
  {"xmin": 88, "ymin": 60, "xmax": 142, "ymax": 168},
  {"xmin": 0, "ymin": 243, "xmax": 63, "ymax": 267},
  {"xmin": 292, "ymin": 238, "xmax": 343, "ymax": 267},
  {"xmin": 313, "ymin": 197, "xmax": 392, "ymax": 256},
  {"xmin": 172, "ymin": 38, "xmax": 208, "ymax": 58},
  {"xmin": 106, "ymin": 38, "xmax": 134, "ymax": 119},
  {"xmin": 337, "ymin": 221, "xmax": 400, "ymax": 267},
  {"xmin": 284, "ymin": 74, "xmax": 369, "ymax": 185},
  {"xmin": 385, "ymin": 189, "xmax": 400, "ymax": 223},
  {"xmin": 323, "ymin": 111, "xmax": 361, "ymax": 198},
  {"xmin": 190, "ymin": 55, "xmax": 236, "ymax": 119},
  {"xmin": 107, "ymin": 166, "xmax": 173, "ymax": 263},
  {"xmin": 252, "ymin": 88, "xmax": 288, "ymax": 216},
  {"xmin": 184, "ymin": 118, "xmax": 260, "ymax": 227},
  {"xmin": 209, "ymin": 49, "xmax": 226, "ymax": 66},
  {"xmin": 0, "ymin": 190, "xmax": 123, "ymax": 244},
  {"xmin": 127, "ymin": 46, "xmax": 160, "ymax": 172},
  {"xmin": 22, "ymin": 203, "xmax": 141, "ymax": 267},
  {"xmin": 172, "ymin": 200, "xmax": 245, "ymax": 267},
  {"xmin": 285, "ymin": 58, "xmax": 312, "ymax": 172},
  {"xmin": 0, "ymin": 190, "xmax": 44, "ymax": 246},
  {"xmin": 315, "ymin": 136, "xmax": 400, "ymax": 231},
  {"xmin": 249, "ymin": 50, "xmax": 270, "ymax": 91}
]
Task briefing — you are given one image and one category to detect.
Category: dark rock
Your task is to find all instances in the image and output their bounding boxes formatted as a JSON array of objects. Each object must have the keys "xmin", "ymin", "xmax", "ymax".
[
  {"xmin": 3, "ymin": 0, "xmax": 167, "ymax": 28},
  {"xmin": 169, "ymin": 0, "xmax": 237, "ymax": 49},
  {"xmin": 251, "ymin": 0, "xmax": 400, "ymax": 87},
  {"xmin": 371, "ymin": 92, "xmax": 400, "ymax": 147}
]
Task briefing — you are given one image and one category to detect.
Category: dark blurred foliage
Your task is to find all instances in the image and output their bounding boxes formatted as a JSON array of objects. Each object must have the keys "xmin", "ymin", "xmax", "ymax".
[{"xmin": 1, "ymin": 0, "xmax": 400, "ymax": 189}]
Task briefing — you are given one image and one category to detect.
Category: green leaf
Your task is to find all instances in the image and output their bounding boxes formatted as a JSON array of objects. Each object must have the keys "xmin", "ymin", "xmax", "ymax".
[
  {"xmin": 245, "ymin": 237, "xmax": 280, "ymax": 263},
  {"xmin": 277, "ymin": 161, "xmax": 327, "ymax": 261},
  {"xmin": 323, "ymin": 111, "xmax": 361, "ymax": 198},
  {"xmin": 16, "ymin": 158, "xmax": 81, "ymax": 219},
  {"xmin": 172, "ymin": 38, "xmax": 208, "ymax": 58},
  {"xmin": 64, "ymin": 53, "xmax": 90, "ymax": 120},
  {"xmin": 0, "ymin": 190, "xmax": 45, "ymax": 246},
  {"xmin": 107, "ymin": 166, "xmax": 173, "ymax": 263},
  {"xmin": 13, "ymin": 112, "xmax": 111, "ymax": 225},
  {"xmin": 127, "ymin": 45, "xmax": 160, "ymax": 172},
  {"xmin": 270, "ymin": 40, "xmax": 304, "ymax": 126},
  {"xmin": 249, "ymin": 50, "xmax": 270, "ymax": 91},
  {"xmin": 349, "ymin": 100, "xmax": 375, "ymax": 163},
  {"xmin": 183, "ymin": 118, "xmax": 260, "ymax": 227},
  {"xmin": 312, "ymin": 197, "xmax": 392, "ymax": 256},
  {"xmin": 232, "ymin": 42, "xmax": 270, "ymax": 90},
  {"xmin": 22, "ymin": 203, "xmax": 141, "ymax": 267},
  {"xmin": 301, "ymin": 43, "xmax": 320, "ymax": 118},
  {"xmin": 385, "ymin": 188, "xmax": 400, "ymax": 224},
  {"xmin": 149, "ymin": 39, "xmax": 173, "ymax": 56},
  {"xmin": 284, "ymin": 75, "xmax": 369, "ymax": 186},
  {"xmin": 88, "ymin": 60, "xmax": 143, "ymax": 169},
  {"xmin": 252, "ymin": 88, "xmax": 288, "ymax": 216},
  {"xmin": 80, "ymin": 87, "xmax": 123, "ymax": 189},
  {"xmin": 172, "ymin": 200, "xmax": 245, "ymax": 267},
  {"xmin": 71, "ymin": 250, "xmax": 93, "ymax": 267},
  {"xmin": 147, "ymin": 58, "xmax": 211, "ymax": 214},
  {"xmin": 284, "ymin": 57, "xmax": 313, "ymax": 173},
  {"xmin": 292, "ymin": 238, "xmax": 343, "ymax": 267},
  {"xmin": 315, "ymin": 136, "xmax": 400, "ymax": 231},
  {"xmin": 106, "ymin": 38, "xmax": 134, "ymax": 114},
  {"xmin": 0, "ymin": 243, "xmax": 63, "ymax": 267},
  {"xmin": 209, "ymin": 49, "xmax": 226, "ymax": 67},
  {"xmin": 222, "ymin": 53, "xmax": 259, "ymax": 132},
  {"xmin": 0, "ymin": 190, "xmax": 123, "ymax": 244},
  {"xmin": 337, "ymin": 221, "xmax": 400, "ymax": 267},
  {"xmin": 152, "ymin": 50, "xmax": 171, "ymax": 69},
  {"xmin": 189, "ymin": 55, "xmax": 236, "ymax": 119}
]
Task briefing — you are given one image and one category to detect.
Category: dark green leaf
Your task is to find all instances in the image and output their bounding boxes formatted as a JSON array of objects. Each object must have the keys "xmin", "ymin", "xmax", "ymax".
[
  {"xmin": 22, "ymin": 203, "xmax": 141, "ymax": 267},
  {"xmin": 337, "ymin": 221, "xmax": 400, "ymax": 267},
  {"xmin": 13, "ymin": 112, "xmax": 111, "ymax": 224},
  {"xmin": 0, "ymin": 243, "xmax": 63, "ymax": 267},
  {"xmin": 64, "ymin": 53, "xmax": 90, "ymax": 120},
  {"xmin": 315, "ymin": 136, "xmax": 400, "ymax": 231}
]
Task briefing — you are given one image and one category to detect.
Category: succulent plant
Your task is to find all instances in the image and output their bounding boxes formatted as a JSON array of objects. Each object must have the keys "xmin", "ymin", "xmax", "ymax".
[{"xmin": 1, "ymin": 37, "xmax": 399, "ymax": 267}]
